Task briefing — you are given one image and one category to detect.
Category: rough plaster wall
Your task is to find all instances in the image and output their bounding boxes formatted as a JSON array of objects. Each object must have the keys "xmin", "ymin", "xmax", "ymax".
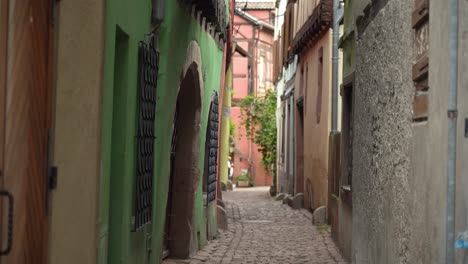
[
  {"xmin": 352, "ymin": 0, "xmax": 412, "ymax": 263},
  {"xmin": 50, "ymin": 0, "xmax": 105, "ymax": 263}
]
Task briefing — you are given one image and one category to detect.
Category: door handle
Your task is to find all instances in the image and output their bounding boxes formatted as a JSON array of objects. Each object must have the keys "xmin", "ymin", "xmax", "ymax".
[{"xmin": 0, "ymin": 191, "xmax": 13, "ymax": 256}]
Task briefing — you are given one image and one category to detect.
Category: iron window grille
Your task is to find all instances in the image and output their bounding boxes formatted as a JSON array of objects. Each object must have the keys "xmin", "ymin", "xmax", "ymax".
[
  {"xmin": 206, "ymin": 92, "xmax": 219, "ymax": 204},
  {"xmin": 133, "ymin": 40, "xmax": 159, "ymax": 231}
]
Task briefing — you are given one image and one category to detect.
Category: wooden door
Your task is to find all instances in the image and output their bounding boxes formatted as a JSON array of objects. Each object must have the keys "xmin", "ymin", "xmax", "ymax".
[{"xmin": 0, "ymin": 0, "xmax": 53, "ymax": 263}]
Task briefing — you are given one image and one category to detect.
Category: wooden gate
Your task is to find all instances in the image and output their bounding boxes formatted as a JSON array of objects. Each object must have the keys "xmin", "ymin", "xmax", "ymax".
[{"xmin": 0, "ymin": 0, "xmax": 53, "ymax": 263}]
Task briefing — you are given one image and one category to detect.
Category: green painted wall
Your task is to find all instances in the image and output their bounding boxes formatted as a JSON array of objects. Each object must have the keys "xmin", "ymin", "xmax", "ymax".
[
  {"xmin": 339, "ymin": 0, "xmax": 356, "ymax": 76},
  {"xmin": 152, "ymin": 1, "xmax": 225, "ymax": 261},
  {"xmin": 98, "ymin": 1, "xmax": 227, "ymax": 264}
]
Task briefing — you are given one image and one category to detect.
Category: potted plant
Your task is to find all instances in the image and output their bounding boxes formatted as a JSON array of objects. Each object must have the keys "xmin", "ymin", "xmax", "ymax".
[{"xmin": 235, "ymin": 171, "xmax": 253, "ymax": 187}]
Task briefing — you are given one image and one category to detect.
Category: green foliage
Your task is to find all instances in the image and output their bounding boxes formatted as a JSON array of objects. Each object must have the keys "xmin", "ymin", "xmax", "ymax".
[
  {"xmin": 235, "ymin": 171, "xmax": 254, "ymax": 185},
  {"xmin": 239, "ymin": 90, "xmax": 277, "ymax": 175},
  {"xmin": 229, "ymin": 117, "xmax": 235, "ymax": 136},
  {"xmin": 316, "ymin": 225, "xmax": 331, "ymax": 233}
]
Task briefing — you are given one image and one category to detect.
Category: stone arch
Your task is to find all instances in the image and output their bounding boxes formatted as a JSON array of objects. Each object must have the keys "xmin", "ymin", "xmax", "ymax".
[
  {"xmin": 180, "ymin": 41, "xmax": 204, "ymax": 103},
  {"xmin": 166, "ymin": 41, "xmax": 204, "ymax": 259}
]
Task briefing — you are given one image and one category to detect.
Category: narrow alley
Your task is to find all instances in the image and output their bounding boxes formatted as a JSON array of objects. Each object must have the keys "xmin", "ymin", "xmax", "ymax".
[
  {"xmin": 164, "ymin": 187, "xmax": 346, "ymax": 264},
  {"xmin": 2, "ymin": 0, "xmax": 468, "ymax": 263}
]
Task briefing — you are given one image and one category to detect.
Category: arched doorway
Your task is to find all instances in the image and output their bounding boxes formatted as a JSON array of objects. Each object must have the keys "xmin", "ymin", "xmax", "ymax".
[{"xmin": 165, "ymin": 63, "xmax": 202, "ymax": 259}]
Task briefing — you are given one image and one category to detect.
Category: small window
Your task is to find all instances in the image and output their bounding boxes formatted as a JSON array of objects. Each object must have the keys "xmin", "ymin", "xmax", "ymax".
[
  {"xmin": 412, "ymin": 0, "xmax": 429, "ymax": 122},
  {"xmin": 203, "ymin": 92, "xmax": 219, "ymax": 205},
  {"xmin": 133, "ymin": 40, "xmax": 159, "ymax": 231},
  {"xmin": 316, "ymin": 47, "xmax": 323, "ymax": 124},
  {"xmin": 300, "ymin": 67, "xmax": 305, "ymax": 93},
  {"xmin": 305, "ymin": 64, "xmax": 309, "ymax": 115}
]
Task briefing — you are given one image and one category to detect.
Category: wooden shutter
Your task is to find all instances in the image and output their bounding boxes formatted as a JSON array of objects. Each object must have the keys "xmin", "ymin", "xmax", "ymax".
[{"xmin": 412, "ymin": 0, "xmax": 429, "ymax": 122}]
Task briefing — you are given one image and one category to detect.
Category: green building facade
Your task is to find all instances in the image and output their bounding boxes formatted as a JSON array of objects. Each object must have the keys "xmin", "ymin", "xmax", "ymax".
[{"xmin": 98, "ymin": 1, "xmax": 229, "ymax": 263}]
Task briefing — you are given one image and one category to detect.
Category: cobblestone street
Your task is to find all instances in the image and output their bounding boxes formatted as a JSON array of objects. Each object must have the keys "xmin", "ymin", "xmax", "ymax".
[{"xmin": 164, "ymin": 187, "xmax": 347, "ymax": 264}]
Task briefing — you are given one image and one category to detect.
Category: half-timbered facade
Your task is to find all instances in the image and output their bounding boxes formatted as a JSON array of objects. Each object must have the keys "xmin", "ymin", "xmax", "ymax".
[{"xmin": 231, "ymin": 2, "xmax": 275, "ymax": 187}]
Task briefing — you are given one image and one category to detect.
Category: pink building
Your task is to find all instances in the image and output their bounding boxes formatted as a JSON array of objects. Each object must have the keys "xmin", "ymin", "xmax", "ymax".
[{"xmin": 231, "ymin": 1, "xmax": 275, "ymax": 186}]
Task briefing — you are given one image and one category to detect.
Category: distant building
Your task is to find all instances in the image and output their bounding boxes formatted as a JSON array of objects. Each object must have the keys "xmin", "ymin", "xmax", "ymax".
[{"xmin": 231, "ymin": 2, "xmax": 275, "ymax": 187}]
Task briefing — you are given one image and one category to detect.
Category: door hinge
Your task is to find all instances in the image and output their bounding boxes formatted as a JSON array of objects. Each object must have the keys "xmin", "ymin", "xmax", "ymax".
[
  {"xmin": 48, "ymin": 166, "xmax": 58, "ymax": 190},
  {"xmin": 45, "ymin": 129, "xmax": 57, "ymax": 213}
]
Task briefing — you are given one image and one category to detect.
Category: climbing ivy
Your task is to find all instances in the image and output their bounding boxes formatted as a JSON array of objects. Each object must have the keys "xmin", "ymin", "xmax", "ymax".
[{"xmin": 239, "ymin": 89, "xmax": 277, "ymax": 176}]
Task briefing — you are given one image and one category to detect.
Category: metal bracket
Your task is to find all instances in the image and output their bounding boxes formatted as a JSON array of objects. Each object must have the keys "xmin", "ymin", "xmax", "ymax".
[
  {"xmin": 48, "ymin": 167, "xmax": 58, "ymax": 190},
  {"xmin": 448, "ymin": 110, "xmax": 458, "ymax": 119}
]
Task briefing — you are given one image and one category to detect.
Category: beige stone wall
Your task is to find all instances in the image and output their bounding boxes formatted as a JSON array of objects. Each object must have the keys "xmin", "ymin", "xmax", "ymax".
[
  {"xmin": 410, "ymin": 1, "xmax": 468, "ymax": 263},
  {"xmin": 48, "ymin": 1, "xmax": 105, "ymax": 263},
  {"xmin": 350, "ymin": 0, "xmax": 468, "ymax": 263}
]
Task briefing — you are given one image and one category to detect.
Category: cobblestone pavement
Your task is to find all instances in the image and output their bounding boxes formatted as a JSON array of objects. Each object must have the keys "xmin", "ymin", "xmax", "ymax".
[{"xmin": 164, "ymin": 187, "xmax": 347, "ymax": 264}]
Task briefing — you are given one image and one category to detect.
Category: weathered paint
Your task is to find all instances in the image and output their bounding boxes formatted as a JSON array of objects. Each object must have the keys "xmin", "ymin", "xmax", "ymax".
[
  {"xmin": 295, "ymin": 32, "xmax": 333, "ymax": 210},
  {"xmin": 410, "ymin": 0, "xmax": 468, "ymax": 263},
  {"xmin": 274, "ymin": 0, "xmax": 288, "ymax": 194},
  {"xmin": 49, "ymin": 0, "xmax": 105, "ymax": 263},
  {"xmin": 340, "ymin": 0, "xmax": 356, "ymax": 77},
  {"xmin": 336, "ymin": 0, "xmax": 355, "ymax": 260},
  {"xmin": 152, "ymin": 2, "xmax": 226, "ymax": 259},
  {"xmin": 98, "ymin": 1, "xmax": 226, "ymax": 263},
  {"xmin": 98, "ymin": 0, "xmax": 153, "ymax": 262},
  {"xmin": 219, "ymin": 60, "xmax": 233, "ymax": 185}
]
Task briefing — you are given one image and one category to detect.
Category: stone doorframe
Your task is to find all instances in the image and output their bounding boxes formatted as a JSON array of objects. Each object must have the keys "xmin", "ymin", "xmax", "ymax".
[{"xmin": 167, "ymin": 41, "xmax": 204, "ymax": 259}]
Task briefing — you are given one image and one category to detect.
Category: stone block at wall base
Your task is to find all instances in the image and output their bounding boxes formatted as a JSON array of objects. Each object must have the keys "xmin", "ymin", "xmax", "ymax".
[
  {"xmin": 216, "ymin": 205, "xmax": 228, "ymax": 230},
  {"xmin": 287, "ymin": 193, "xmax": 304, "ymax": 209},
  {"xmin": 217, "ymin": 199, "xmax": 225, "ymax": 208},
  {"xmin": 282, "ymin": 195, "xmax": 291, "ymax": 204},
  {"xmin": 220, "ymin": 182, "xmax": 227, "ymax": 191},
  {"xmin": 312, "ymin": 206, "xmax": 327, "ymax": 226},
  {"xmin": 226, "ymin": 180, "xmax": 234, "ymax": 191},
  {"xmin": 274, "ymin": 193, "xmax": 286, "ymax": 201},
  {"xmin": 269, "ymin": 185, "xmax": 277, "ymax": 196}
]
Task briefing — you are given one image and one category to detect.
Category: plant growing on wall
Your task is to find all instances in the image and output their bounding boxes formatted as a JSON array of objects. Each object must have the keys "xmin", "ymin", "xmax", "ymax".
[
  {"xmin": 229, "ymin": 117, "xmax": 236, "ymax": 137},
  {"xmin": 239, "ymin": 89, "xmax": 277, "ymax": 176}
]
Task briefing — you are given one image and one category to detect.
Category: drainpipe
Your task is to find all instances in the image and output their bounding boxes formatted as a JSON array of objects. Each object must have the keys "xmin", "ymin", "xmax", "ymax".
[
  {"xmin": 219, "ymin": 47, "xmax": 234, "ymax": 186},
  {"xmin": 446, "ymin": 0, "xmax": 459, "ymax": 262},
  {"xmin": 331, "ymin": 0, "xmax": 343, "ymax": 131},
  {"xmin": 290, "ymin": 95, "xmax": 295, "ymax": 195}
]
